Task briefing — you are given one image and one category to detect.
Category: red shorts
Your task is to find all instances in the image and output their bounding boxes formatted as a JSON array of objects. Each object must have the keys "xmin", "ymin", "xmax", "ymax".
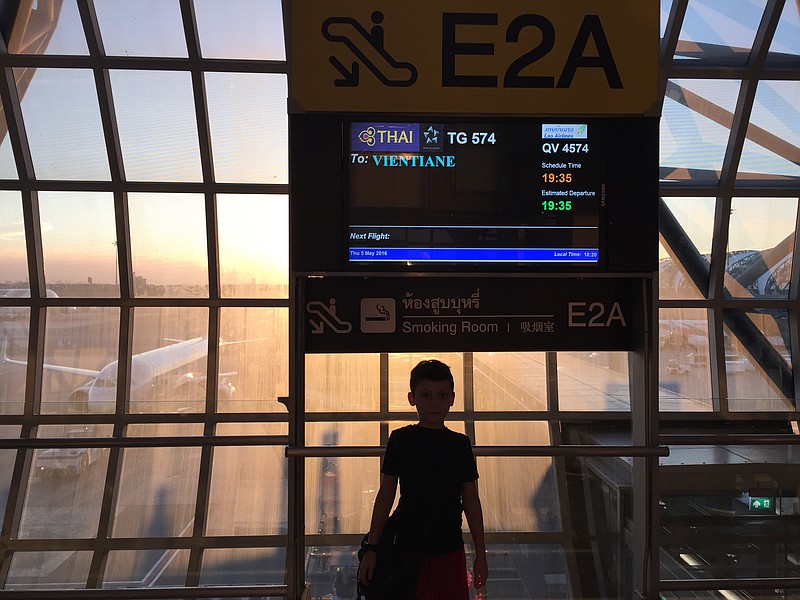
[{"xmin": 415, "ymin": 547, "xmax": 469, "ymax": 600}]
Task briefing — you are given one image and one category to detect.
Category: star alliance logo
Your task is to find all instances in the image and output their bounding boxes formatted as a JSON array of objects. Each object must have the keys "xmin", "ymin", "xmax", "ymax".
[
  {"xmin": 423, "ymin": 126, "xmax": 438, "ymax": 145},
  {"xmin": 421, "ymin": 123, "xmax": 444, "ymax": 152}
]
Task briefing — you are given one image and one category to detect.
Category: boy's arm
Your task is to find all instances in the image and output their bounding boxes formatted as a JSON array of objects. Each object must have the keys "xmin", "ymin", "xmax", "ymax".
[
  {"xmin": 367, "ymin": 474, "xmax": 398, "ymax": 543},
  {"xmin": 357, "ymin": 474, "xmax": 398, "ymax": 587},
  {"xmin": 462, "ymin": 480, "xmax": 488, "ymax": 589}
]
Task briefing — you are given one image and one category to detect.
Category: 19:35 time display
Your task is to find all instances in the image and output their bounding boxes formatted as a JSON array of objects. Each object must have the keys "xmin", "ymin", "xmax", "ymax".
[
  {"xmin": 541, "ymin": 200, "xmax": 572, "ymax": 211},
  {"xmin": 542, "ymin": 172, "xmax": 572, "ymax": 183}
]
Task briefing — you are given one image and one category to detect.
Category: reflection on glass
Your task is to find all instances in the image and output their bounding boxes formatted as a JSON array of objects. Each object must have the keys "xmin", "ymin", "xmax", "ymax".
[
  {"xmin": 0, "ymin": 192, "xmax": 26, "ymax": 283},
  {"xmin": 306, "ymin": 354, "xmax": 380, "ymax": 413},
  {"xmin": 15, "ymin": 68, "xmax": 110, "ymax": 180},
  {"xmin": 19, "ymin": 427, "xmax": 111, "ymax": 539},
  {"xmin": 307, "ymin": 542, "xmax": 583, "ymax": 599},
  {"xmin": 739, "ymin": 80, "xmax": 800, "ymax": 180},
  {"xmin": 306, "ymin": 456, "xmax": 377, "ymax": 537},
  {"xmin": 306, "ymin": 421, "xmax": 379, "ymax": 447},
  {"xmin": 102, "ymin": 549, "xmax": 190, "ymax": 588},
  {"xmin": 659, "ymin": 241, "xmax": 704, "ymax": 300},
  {"xmin": 0, "ymin": 425, "xmax": 21, "ymax": 515},
  {"xmin": 206, "ymin": 73, "xmax": 289, "ymax": 184},
  {"xmin": 7, "ymin": 0, "xmax": 88, "ymax": 55},
  {"xmin": 217, "ymin": 194, "xmax": 288, "ymax": 298},
  {"xmin": 4, "ymin": 551, "xmax": 92, "ymax": 588},
  {"xmin": 112, "ymin": 432, "xmax": 201, "ymax": 538},
  {"xmin": 109, "ymin": 70, "xmax": 202, "ymax": 182},
  {"xmin": 557, "ymin": 352, "xmax": 630, "ymax": 411},
  {"xmin": 473, "ymin": 352, "xmax": 547, "ymax": 411},
  {"xmin": 305, "ymin": 423, "xmax": 379, "ymax": 538},
  {"xmin": 476, "ymin": 422, "xmax": 562, "ymax": 536},
  {"xmin": 40, "ymin": 307, "xmax": 120, "ymax": 415},
  {"xmin": 660, "ymin": 80, "xmax": 740, "ymax": 182},
  {"xmin": 770, "ymin": 0, "xmax": 800, "ymax": 57},
  {"xmin": 129, "ymin": 307, "xmax": 209, "ymax": 414},
  {"xmin": 388, "ymin": 353, "xmax": 464, "ymax": 412},
  {"xmin": 218, "ymin": 307, "xmax": 288, "ymax": 413},
  {"xmin": 478, "ymin": 456, "xmax": 561, "ymax": 533},
  {"xmin": 659, "ymin": 197, "xmax": 716, "ymax": 300},
  {"xmin": 0, "ymin": 194, "xmax": 28, "ymax": 416},
  {"xmin": 0, "ymin": 305, "xmax": 27, "ymax": 415},
  {"xmin": 128, "ymin": 193, "xmax": 209, "ymax": 298},
  {"xmin": 38, "ymin": 191, "xmax": 119, "ymax": 296},
  {"xmin": 206, "ymin": 444, "xmax": 286, "ymax": 535},
  {"xmin": 94, "ymin": 0, "xmax": 188, "ymax": 58},
  {"xmin": 746, "ymin": 309, "xmax": 792, "ymax": 367},
  {"xmin": 725, "ymin": 198, "xmax": 797, "ymax": 298},
  {"xmin": 660, "ymin": 493, "xmax": 800, "ymax": 586},
  {"xmin": 194, "ymin": 0, "xmax": 286, "ymax": 60},
  {"xmin": 724, "ymin": 320, "xmax": 793, "ymax": 411},
  {"xmin": 659, "ymin": 308, "xmax": 713, "ymax": 411},
  {"xmin": 198, "ymin": 547, "xmax": 286, "ymax": 585},
  {"xmin": 676, "ymin": 0, "xmax": 762, "ymax": 61}
]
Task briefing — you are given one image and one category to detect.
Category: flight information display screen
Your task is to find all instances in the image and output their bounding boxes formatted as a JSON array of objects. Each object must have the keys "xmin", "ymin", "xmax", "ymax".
[{"xmin": 347, "ymin": 121, "xmax": 603, "ymax": 266}]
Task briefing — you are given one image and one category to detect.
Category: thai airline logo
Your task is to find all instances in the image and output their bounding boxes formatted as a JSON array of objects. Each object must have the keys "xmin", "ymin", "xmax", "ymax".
[{"xmin": 351, "ymin": 122, "xmax": 419, "ymax": 151}]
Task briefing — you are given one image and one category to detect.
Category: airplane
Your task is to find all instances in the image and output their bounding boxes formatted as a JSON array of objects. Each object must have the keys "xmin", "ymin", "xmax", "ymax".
[{"xmin": 1, "ymin": 336, "xmax": 239, "ymax": 412}]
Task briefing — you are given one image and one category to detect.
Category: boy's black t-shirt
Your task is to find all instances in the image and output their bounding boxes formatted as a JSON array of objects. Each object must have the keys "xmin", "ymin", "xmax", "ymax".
[{"xmin": 381, "ymin": 424, "xmax": 479, "ymax": 557}]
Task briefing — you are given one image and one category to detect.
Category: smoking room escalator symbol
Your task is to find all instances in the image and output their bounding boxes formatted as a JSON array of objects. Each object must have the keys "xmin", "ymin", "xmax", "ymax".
[
  {"xmin": 322, "ymin": 11, "xmax": 417, "ymax": 87},
  {"xmin": 307, "ymin": 299, "xmax": 352, "ymax": 335}
]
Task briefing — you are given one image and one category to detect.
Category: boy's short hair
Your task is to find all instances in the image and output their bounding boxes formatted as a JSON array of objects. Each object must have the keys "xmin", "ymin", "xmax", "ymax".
[{"xmin": 409, "ymin": 359, "xmax": 454, "ymax": 392}]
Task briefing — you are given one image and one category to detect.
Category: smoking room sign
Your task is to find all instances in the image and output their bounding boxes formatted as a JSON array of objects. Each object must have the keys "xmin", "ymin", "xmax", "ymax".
[
  {"xmin": 289, "ymin": 0, "xmax": 658, "ymax": 115},
  {"xmin": 302, "ymin": 277, "xmax": 639, "ymax": 353}
]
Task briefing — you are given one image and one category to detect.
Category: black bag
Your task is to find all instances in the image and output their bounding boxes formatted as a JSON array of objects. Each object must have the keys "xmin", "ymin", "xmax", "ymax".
[{"xmin": 357, "ymin": 513, "xmax": 417, "ymax": 600}]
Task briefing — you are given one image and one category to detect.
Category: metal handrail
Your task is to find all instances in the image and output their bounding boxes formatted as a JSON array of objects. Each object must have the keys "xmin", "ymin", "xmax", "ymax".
[
  {"xmin": 286, "ymin": 444, "xmax": 670, "ymax": 457},
  {"xmin": 0, "ymin": 585, "xmax": 287, "ymax": 599},
  {"xmin": 659, "ymin": 433, "xmax": 800, "ymax": 445},
  {"xmin": 661, "ymin": 577, "xmax": 800, "ymax": 592},
  {"xmin": 0, "ymin": 435, "xmax": 288, "ymax": 449}
]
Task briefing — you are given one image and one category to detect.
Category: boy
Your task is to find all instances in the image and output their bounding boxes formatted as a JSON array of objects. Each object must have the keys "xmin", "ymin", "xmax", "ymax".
[{"xmin": 357, "ymin": 359, "xmax": 488, "ymax": 599}]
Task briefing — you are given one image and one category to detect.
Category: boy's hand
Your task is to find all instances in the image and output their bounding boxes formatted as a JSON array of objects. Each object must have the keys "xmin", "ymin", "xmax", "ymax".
[
  {"xmin": 473, "ymin": 553, "xmax": 488, "ymax": 589},
  {"xmin": 358, "ymin": 550, "xmax": 378, "ymax": 586}
]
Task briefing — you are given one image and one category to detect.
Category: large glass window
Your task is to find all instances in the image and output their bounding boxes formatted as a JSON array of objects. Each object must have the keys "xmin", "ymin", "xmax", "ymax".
[{"xmin": 0, "ymin": 0, "xmax": 798, "ymax": 598}]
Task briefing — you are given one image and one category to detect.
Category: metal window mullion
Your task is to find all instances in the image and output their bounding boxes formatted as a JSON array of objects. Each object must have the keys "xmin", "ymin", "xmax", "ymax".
[
  {"xmin": 462, "ymin": 352, "xmax": 475, "ymax": 443},
  {"xmin": 0, "ymin": 423, "xmax": 35, "ymax": 585},
  {"xmin": 718, "ymin": 0, "xmax": 783, "ymax": 191},
  {"xmin": 708, "ymin": 1, "xmax": 786, "ymax": 416},
  {"xmin": 660, "ymin": 183, "xmax": 800, "ymax": 197},
  {"xmin": 657, "ymin": 0, "xmax": 688, "ymax": 111},
  {"xmin": 185, "ymin": 307, "xmax": 221, "ymax": 586},
  {"xmin": 181, "ymin": 0, "xmax": 219, "ymax": 585},
  {"xmin": 708, "ymin": 307, "xmax": 729, "ymax": 413},
  {"xmin": 86, "ymin": 307, "xmax": 133, "ymax": 587},
  {"xmin": 0, "ymin": 60, "xmax": 44, "ymax": 298},
  {"xmin": 0, "ymin": 179, "xmax": 289, "ymax": 195},
  {"xmin": 180, "ymin": 0, "xmax": 220, "ymax": 303},
  {"xmin": 287, "ymin": 277, "xmax": 305, "ymax": 600},
  {"xmin": 380, "ymin": 353, "xmax": 389, "ymax": 441},
  {"xmin": 788, "ymin": 206, "xmax": 800, "ymax": 401},
  {"xmin": 0, "ymin": 53, "xmax": 288, "ymax": 73},
  {"xmin": 75, "ymin": 0, "xmax": 135, "ymax": 302},
  {"xmin": 76, "ymin": 1, "xmax": 126, "ymax": 180}
]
